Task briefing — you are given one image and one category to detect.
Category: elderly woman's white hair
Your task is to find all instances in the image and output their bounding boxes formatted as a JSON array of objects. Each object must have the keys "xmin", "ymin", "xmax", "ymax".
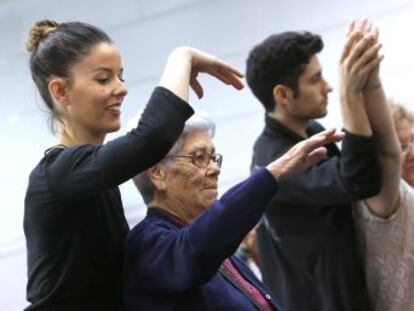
[{"xmin": 128, "ymin": 112, "xmax": 216, "ymax": 204}]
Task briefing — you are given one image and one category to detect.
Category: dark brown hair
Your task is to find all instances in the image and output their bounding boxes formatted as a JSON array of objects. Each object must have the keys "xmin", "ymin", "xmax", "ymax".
[{"xmin": 26, "ymin": 19, "xmax": 113, "ymax": 131}]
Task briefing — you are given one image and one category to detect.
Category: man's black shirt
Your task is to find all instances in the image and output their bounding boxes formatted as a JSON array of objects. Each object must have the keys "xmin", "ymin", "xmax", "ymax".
[{"xmin": 251, "ymin": 115, "xmax": 380, "ymax": 311}]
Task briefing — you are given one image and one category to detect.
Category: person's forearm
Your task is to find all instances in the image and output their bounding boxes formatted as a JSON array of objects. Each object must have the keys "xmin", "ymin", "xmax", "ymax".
[
  {"xmin": 362, "ymin": 76, "xmax": 401, "ymax": 218},
  {"xmin": 363, "ymin": 79, "xmax": 400, "ymax": 158},
  {"xmin": 340, "ymin": 91, "xmax": 372, "ymax": 136}
]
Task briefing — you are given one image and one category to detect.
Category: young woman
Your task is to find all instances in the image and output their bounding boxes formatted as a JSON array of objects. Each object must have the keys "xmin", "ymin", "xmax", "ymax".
[{"xmin": 23, "ymin": 19, "xmax": 243, "ymax": 310}]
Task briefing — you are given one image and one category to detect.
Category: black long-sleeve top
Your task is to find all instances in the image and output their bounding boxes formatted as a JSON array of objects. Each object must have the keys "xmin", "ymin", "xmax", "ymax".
[
  {"xmin": 251, "ymin": 115, "xmax": 381, "ymax": 311},
  {"xmin": 23, "ymin": 87, "xmax": 194, "ymax": 311}
]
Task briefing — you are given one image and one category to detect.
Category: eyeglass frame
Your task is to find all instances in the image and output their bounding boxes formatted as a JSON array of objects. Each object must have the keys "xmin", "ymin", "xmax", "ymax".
[
  {"xmin": 401, "ymin": 136, "xmax": 414, "ymax": 154},
  {"xmin": 166, "ymin": 150, "xmax": 223, "ymax": 168}
]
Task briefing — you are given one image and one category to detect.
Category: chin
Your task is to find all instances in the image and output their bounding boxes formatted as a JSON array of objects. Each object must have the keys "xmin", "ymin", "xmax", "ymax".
[
  {"xmin": 200, "ymin": 197, "xmax": 216, "ymax": 209},
  {"xmin": 106, "ymin": 123, "xmax": 121, "ymax": 133}
]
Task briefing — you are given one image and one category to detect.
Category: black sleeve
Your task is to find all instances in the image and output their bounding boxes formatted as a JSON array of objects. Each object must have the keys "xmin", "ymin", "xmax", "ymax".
[
  {"xmin": 279, "ymin": 132, "xmax": 381, "ymax": 205},
  {"xmin": 47, "ymin": 87, "xmax": 194, "ymax": 201},
  {"xmin": 257, "ymin": 132, "xmax": 381, "ymax": 206}
]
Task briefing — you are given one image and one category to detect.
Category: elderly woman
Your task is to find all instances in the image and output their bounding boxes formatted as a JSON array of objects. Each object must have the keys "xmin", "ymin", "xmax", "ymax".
[
  {"xmin": 347, "ymin": 20, "xmax": 414, "ymax": 311},
  {"xmin": 390, "ymin": 101, "xmax": 414, "ymax": 187},
  {"xmin": 123, "ymin": 114, "xmax": 343, "ymax": 311},
  {"xmin": 354, "ymin": 98, "xmax": 414, "ymax": 311}
]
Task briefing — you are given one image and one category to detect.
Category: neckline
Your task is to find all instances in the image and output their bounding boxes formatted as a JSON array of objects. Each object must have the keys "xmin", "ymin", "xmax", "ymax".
[
  {"xmin": 265, "ymin": 114, "xmax": 321, "ymax": 140},
  {"xmin": 148, "ymin": 206, "xmax": 189, "ymax": 228},
  {"xmin": 44, "ymin": 144, "xmax": 68, "ymax": 155}
]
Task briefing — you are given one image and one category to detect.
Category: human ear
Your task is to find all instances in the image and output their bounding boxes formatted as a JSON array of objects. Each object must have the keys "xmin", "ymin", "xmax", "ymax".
[
  {"xmin": 48, "ymin": 77, "xmax": 69, "ymax": 107},
  {"xmin": 147, "ymin": 165, "xmax": 167, "ymax": 191},
  {"xmin": 273, "ymin": 84, "xmax": 293, "ymax": 108}
]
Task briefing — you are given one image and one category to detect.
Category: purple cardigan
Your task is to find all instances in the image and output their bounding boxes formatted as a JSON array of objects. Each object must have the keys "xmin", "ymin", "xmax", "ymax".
[{"xmin": 123, "ymin": 168, "xmax": 283, "ymax": 311}]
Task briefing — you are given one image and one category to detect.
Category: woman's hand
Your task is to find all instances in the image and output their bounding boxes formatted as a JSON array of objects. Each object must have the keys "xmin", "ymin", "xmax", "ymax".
[
  {"xmin": 346, "ymin": 19, "xmax": 381, "ymax": 89},
  {"xmin": 338, "ymin": 19, "xmax": 383, "ymax": 136},
  {"xmin": 340, "ymin": 19, "xmax": 383, "ymax": 96},
  {"xmin": 339, "ymin": 28, "xmax": 382, "ymax": 97},
  {"xmin": 188, "ymin": 47, "xmax": 244, "ymax": 98},
  {"xmin": 266, "ymin": 129, "xmax": 344, "ymax": 180},
  {"xmin": 159, "ymin": 47, "xmax": 244, "ymax": 102}
]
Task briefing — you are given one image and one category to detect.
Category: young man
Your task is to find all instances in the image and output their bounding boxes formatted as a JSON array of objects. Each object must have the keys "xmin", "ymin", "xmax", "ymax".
[{"xmin": 246, "ymin": 28, "xmax": 381, "ymax": 310}]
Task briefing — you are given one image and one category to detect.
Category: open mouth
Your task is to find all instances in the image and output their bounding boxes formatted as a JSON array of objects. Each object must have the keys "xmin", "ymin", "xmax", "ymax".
[{"xmin": 107, "ymin": 104, "xmax": 121, "ymax": 116}]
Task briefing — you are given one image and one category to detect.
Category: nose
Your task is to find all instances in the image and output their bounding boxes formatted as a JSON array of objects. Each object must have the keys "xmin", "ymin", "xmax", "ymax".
[
  {"xmin": 323, "ymin": 79, "xmax": 333, "ymax": 94},
  {"xmin": 206, "ymin": 159, "xmax": 221, "ymax": 177},
  {"xmin": 114, "ymin": 79, "xmax": 128, "ymax": 99}
]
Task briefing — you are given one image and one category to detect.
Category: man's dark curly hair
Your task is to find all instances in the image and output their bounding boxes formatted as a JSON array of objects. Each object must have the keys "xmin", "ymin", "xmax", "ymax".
[{"xmin": 246, "ymin": 31, "xmax": 323, "ymax": 112}]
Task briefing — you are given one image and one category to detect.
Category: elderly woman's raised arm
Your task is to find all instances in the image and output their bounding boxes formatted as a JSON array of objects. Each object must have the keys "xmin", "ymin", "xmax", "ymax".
[{"xmin": 123, "ymin": 129, "xmax": 343, "ymax": 292}]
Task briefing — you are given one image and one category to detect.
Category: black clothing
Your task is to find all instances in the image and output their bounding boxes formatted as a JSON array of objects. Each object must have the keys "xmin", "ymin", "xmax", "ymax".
[
  {"xmin": 24, "ymin": 87, "xmax": 193, "ymax": 310},
  {"xmin": 251, "ymin": 115, "xmax": 381, "ymax": 311}
]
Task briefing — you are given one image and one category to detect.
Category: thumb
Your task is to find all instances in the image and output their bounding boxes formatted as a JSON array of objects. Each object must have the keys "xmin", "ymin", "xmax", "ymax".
[{"xmin": 190, "ymin": 78, "xmax": 204, "ymax": 99}]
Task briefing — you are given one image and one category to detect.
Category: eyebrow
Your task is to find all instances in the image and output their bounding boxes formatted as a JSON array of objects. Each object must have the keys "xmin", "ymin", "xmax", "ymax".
[
  {"xmin": 91, "ymin": 67, "xmax": 124, "ymax": 74},
  {"xmin": 188, "ymin": 146, "xmax": 216, "ymax": 154},
  {"xmin": 309, "ymin": 70, "xmax": 322, "ymax": 80}
]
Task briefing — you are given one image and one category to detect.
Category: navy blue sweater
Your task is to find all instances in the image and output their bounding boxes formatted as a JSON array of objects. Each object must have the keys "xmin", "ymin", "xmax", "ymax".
[{"xmin": 123, "ymin": 168, "xmax": 283, "ymax": 311}]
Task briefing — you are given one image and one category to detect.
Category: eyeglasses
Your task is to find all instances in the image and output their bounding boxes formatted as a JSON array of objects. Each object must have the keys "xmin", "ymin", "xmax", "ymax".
[
  {"xmin": 401, "ymin": 137, "xmax": 414, "ymax": 154},
  {"xmin": 167, "ymin": 150, "xmax": 223, "ymax": 168}
]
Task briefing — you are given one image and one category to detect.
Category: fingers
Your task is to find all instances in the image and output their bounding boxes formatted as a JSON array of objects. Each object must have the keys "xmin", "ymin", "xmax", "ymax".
[
  {"xmin": 298, "ymin": 130, "xmax": 344, "ymax": 168},
  {"xmin": 346, "ymin": 35, "xmax": 374, "ymax": 65},
  {"xmin": 224, "ymin": 73, "xmax": 244, "ymax": 90},
  {"xmin": 341, "ymin": 19, "xmax": 383, "ymax": 89},
  {"xmin": 316, "ymin": 128, "xmax": 336, "ymax": 138},
  {"xmin": 353, "ymin": 43, "xmax": 383, "ymax": 74},
  {"xmin": 306, "ymin": 147, "xmax": 328, "ymax": 166},
  {"xmin": 359, "ymin": 54, "xmax": 383, "ymax": 82},
  {"xmin": 190, "ymin": 78, "xmax": 204, "ymax": 99},
  {"xmin": 345, "ymin": 19, "xmax": 356, "ymax": 37},
  {"xmin": 193, "ymin": 49, "xmax": 243, "ymax": 78},
  {"xmin": 267, "ymin": 129, "xmax": 342, "ymax": 180},
  {"xmin": 216, "ymin": 69, "xmax": 244, "ymax": 89},
  {"xmin": 372, "ymin": 26, "xmax": 379, "ymax": 42},
  {"xmin": 367, "ymin": 24, "xmax": 379, "ymax": 43},
  {"xmin": 209, "ymin": 70, "xmax": 231, "ymax": 85},
  {"xmin": 192, "ymin": 53, "xmax": 244, "ymax": 91},
  {"xmin": 342, "ymin": 18, "xmax": 379, "ymax": 61},
  {"xmin": 204, "ymin": 68, "xmax": 244, "ymax": 91},
  {"xmin": 304, "ymin": 129, "xmax": 344, "ymax": 152},
  {"xmin": 362, "ymin": 19, "xmax": 372, "ymax": 34},
  {"xmin": 217, "ymin": 61, "xmax": 244, "ymax": 78},
  {"xmin": 341, "ymin": 30, "xmax": 363, "ymax": 63},
  {"xmin": 209, "ymin": 61, "xmax": 244, "ymax": 90},
  {"xmin": 355, "ymin": 18, "xmax": 368, "ymax": 33}
]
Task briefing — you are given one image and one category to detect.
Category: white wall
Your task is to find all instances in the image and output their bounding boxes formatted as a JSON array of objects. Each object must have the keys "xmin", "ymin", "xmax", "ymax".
[{"xmin": 1, "ymin": 0, "xmax": 413, "ymax": 309}]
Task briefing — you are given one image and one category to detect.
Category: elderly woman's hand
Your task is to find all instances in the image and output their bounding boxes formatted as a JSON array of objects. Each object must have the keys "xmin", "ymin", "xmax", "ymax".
[{"xmin": 266, "ymin": 129, "xmax": 344, "ymax": 180}]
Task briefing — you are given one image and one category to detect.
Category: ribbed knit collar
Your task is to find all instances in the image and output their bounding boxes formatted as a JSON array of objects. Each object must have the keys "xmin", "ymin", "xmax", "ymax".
[{"xmin": 147, "ymin": 207, "xmax": 189, "ymax": 228}]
